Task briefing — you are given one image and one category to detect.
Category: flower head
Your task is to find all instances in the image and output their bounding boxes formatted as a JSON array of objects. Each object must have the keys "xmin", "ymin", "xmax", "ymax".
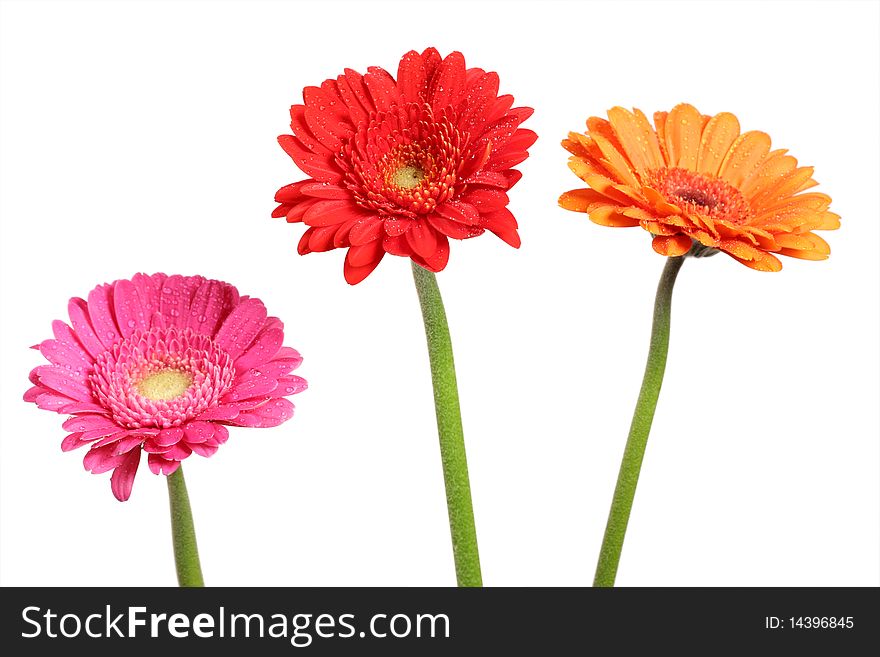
[
  {"xmin": 273, "ymin": 47, "xmax": 537, "ymax": 284},
  {"xmin": 24, "ymin": 274, "xmax": 307, "ymax": 501},
  {"xmin": 559, "ymin": 104, "xmax": 839, "ymax": 271}
]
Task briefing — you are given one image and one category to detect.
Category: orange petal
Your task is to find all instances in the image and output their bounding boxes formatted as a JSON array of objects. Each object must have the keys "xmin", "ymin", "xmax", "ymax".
[
  {"xmin": 588, "ymin": 206, "xmax": 641, "ymax": 227},
  {"xmin": 720, "ymin": 239, "xmax": 782, "ymax": 271},
  {"xmin": 591, "ymin": 133, "xmax": 641, "ymax": 188},
  {"xmin": 607, "ymin": 107, "xmax": 664, "ymax": 175},
  {"xmin": 558, "ymin": 188, "xmax": 619, "ymax": 213},
  {"xmin": 664, "ymin": 103, "xmax": 702, "ymax": 171},
  {"xmin": 652, "ymin": 233, "xmax": 692, "ymax": 256},
  {"xmin": 740, "ymin": 150, "xmax": 797, "ymax": 197},
  {"xmin": 812, "ymin": 211, "xmax": 841, "ymax": 230},
  {"xmin": 697, "ymin": 112, "xmax": 740, "ymax": 176},
  {"xmin": 653, "ymin": 111, "xmax": 669, "ymax": 164},
  {"xmin": 774, "ymin": 232, "xmax": 831, "ymax": 256},
  {"xmin": 719, "ymin": 131, "xmax": 772, "ymax": 188}
]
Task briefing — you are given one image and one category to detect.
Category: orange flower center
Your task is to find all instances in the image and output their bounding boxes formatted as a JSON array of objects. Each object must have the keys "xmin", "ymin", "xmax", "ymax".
[
  {"xmin": 346, "ymin": 104, "xmax": 462, "ymax": 218},
  {"xmin": 648, "ymin": 168, "xmax": 752, "ymax": 224}
]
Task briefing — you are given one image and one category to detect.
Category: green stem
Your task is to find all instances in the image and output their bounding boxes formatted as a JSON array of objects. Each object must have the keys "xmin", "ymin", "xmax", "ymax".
[
  {"xmin": 594, "ymin": 255, "xmax": 685, "ymax": 587},
  {"xmin": 411, "ymin": 262, "xmax": 482, "ymax": 587},
  {"xmin": 166, "ymin": 466, "xmax": 204, "ymax": 587}
]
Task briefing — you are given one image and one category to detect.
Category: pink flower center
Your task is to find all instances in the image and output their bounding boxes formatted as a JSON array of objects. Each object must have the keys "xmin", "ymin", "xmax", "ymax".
[
  {"xmin": 647, "ymin": 167, "xmax": 753, "ymax": 225},
  {"xmin": 344, "ymin": 103, "xmax": 462, "ymax": 218},
  {"xmin": 89, "ymin": 327, "xmax": 235, "ymax": 429}
]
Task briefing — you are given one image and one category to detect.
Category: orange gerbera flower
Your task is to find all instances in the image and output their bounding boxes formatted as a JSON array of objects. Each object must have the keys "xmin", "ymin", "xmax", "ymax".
[{"xmin": 559, "ymin": 103, "xmax": 839, "ymax": 271}]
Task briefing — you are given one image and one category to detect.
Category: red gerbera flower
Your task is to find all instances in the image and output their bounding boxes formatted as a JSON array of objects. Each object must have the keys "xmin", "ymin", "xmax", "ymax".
[{"xmin": 272, "ymin": 47, "xmax": 537, "ymax": 284}]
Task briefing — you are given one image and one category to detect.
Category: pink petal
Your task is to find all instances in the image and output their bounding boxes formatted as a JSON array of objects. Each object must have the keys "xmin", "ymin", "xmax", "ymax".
[
  {"xmin": 130, "ymin": 273, "xmax": 166, "ymax": 315},
  {"xmin": 87, "ymin": 284, "xmax": 122, "ymax": 349},
  {"xmin": 148, "ymin": 453, "xmax": 181, "ymax": 476},
  {"xmin": 187, "ymin": 278, "xmax": 239, "ymax": 337},
  {"xmin": 112, "ymin": 435, "xmax": 146, "ymax": 455},
  {"xmin": 83, "ymin": 444, "xmax": 125, "ymax": 474},
  {"xmin": 142, "ymin": 438, "xmax": 172, "ymax": 454},
  {"xmin": 61, "ymin": 432, "xmax": 86, "ymax": 452},
  {"xmin": 33, "ymin": 367, "xmax": 92, "ymax": 401},
  {"xmin": 189, "ymin": 442, "xmax": 219, "ymax": 458},
  {"xmin": 112, "ymin": 279, "xmax": 150, "ymax": 339},
  {"xmin": 156, "ymin": 427, "xmax": 185, "ymax": 446},
  {"xmin": 33, "ymin": 390, "xmax": 80, "ymax": 412},
  {"xmin": 183, "ymin": 421, "xmax": 215, "ymax": 444},
  {"xmin": 235, "ymin": 327, "xmax": 284, "ymax": 371},
  {"xmin": 164, "ymin": 442, "xmax": 193, "ymax": 461},
  {"xmin": 159, "ymin": 274, "xmax": 202, "ymax": 330},
  {"xmin": 222, "ymin": 371, "xmax": 280, "ymax": 403},
  {"xmin": 56, "ymin": 401, "xmax": 108, "ymax": 414},
  {"xmin": 85, "ymin": 429, "xmax": 127, "ymax": 445},
  {"xmin": 110, "ymin": 449, "xmax": 141, "ymax": 502},
  {"xmin": 276, "ymin": 375, "xmax": 308, "ymax": 396},
  {"xmin": 23, "ymin": 385, "xmax": 43, "ymax": 402},
  {"xmin": 213, "ymin": 424, "xmax": 229, "ymax": 444},
  {"xmin": 226, "ymin": 398, "xmax": 295, "ymax": 428},
  {"xmin": 49, "ymin": 320, "xmax": 93, "ymax": 368},
  {"xmin": 215, "ymin": 298, "xmax": 268, "ymax": 360},
  {"xmin": 62, "ymin": 415, "xmax": 118, "ymax": 433},
  {"xmin": 67, "ymin": 297, "xmax": 106, "ymax": 358},
  {"xmin": 196, "ymin": 405, "xmax": 241, "ymax": 421}
]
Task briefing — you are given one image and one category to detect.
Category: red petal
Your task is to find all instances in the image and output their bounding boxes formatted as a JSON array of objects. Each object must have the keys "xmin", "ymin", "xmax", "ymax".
[
  {"xmin": 300, "ymin": 182, "xmax": 351, "ymax": 200},
  {"xmin": 427, "ymin": 215, "xmax": 484, "ymax": 240},
  {"xmin": 430, "ymin": 51, "xmax": 466, "ymax": 111},
  {"xmin": 347, "ymin": 239, "xmax": 385, "ymax": 267},
  {"xmin": 435, "ymin": 200, "xmax": 481, "ymax": 226},
  {"xmin": 462, "ymin": 188, "xmax": 510, "ymax": 213},
  {"xmin": 414, "ymin": 234, "xmax": 450, "ymax": 272},
  {"xmin": 304, "ymin": 200, "xmax": 363, "ymax": 227},
  {"xmin": 397, "ymin": 50, "xmax": 429, "ymax": 103},
  {"xmin": 344, "ymin": 251, "xmax": 384, "ymax": 285},
  {"xmin": 405, "ymin": 220, "xmax": 439, "ymax": 260},
  {"xmin": 277, "ymin": 135, "xmax": 341, "ymax": 183},
  {"xmin": 363, "ymin": 67, "xmax": 400, "ymax": 112},
  {"xmin": 482, "ymin": 208, "xmax": 521, "ymax": 248},
  {"xmin": 349, "ymin": 217, "xmax": 384, "ymax": 245}
]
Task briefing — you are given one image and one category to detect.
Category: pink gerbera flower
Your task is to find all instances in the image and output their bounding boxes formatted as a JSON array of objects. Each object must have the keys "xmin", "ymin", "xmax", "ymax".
[
  {"xmin": 272, "ymin": 47, "xmax": 537, "ymax": 284},
  {"xmin": 24, "ymin": 273, "xmax": 307, "ymax": 501}
]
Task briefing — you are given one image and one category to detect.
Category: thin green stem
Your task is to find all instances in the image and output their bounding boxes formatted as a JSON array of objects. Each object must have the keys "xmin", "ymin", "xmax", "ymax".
[
  {"xmin": 594, "ymin": 255, "xmax": 686, "ymax": 587},
  {"xmin": 166, "ymin": 466, "xmax": 204, "ymax": 587},
  {"xmin": 411, "ymin": 262, "xmax": 482, "ymax": 587}
]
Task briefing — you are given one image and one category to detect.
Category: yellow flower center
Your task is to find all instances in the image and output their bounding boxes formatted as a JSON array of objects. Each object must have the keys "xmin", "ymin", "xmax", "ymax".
[
  {"xmin": 391, "ymin": 164, "xmax": 425, "ymax": 190},
  {"xmin": 136, "ymin": 369, "xmax": 193, "ymax": 401}
]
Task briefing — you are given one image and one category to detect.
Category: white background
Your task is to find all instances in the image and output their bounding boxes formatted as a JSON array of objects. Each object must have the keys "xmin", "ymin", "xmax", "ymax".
[{"xmin": 1, "ymin": 0, "xmax": 878, "ymax": 587}]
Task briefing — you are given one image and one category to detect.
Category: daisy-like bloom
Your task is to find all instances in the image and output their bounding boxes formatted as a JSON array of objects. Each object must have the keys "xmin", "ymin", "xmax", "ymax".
[
  {"xmin": 273, "ymin": 47, "xmax": 537, "ymax": 284},
  {"xmin": 559, "ymin": 103, "xmax": 839, "ymax": 271},
  {"xmin": 24, "ymin": 273, "xmax": 307, "ymax": 501}
]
